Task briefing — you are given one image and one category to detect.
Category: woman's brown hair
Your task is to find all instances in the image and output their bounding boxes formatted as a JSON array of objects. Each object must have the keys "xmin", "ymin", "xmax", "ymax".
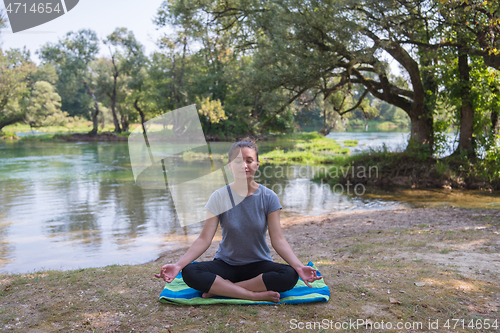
[{"xmin": 228, "ymin": 137, "xmax": 259, "ymax": 163}]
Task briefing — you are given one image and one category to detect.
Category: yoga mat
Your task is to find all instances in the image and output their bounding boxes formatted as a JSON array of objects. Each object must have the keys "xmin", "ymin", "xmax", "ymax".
[{"xmin": 158, "ymin": 261, "xmax": 329, "ymax": 305}]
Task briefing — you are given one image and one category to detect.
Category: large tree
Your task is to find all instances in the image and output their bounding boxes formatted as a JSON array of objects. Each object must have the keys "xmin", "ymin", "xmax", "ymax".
[
  {"xmin": 159, "ymin": 0, "xmax": 438, "ymax": 148},
  {"xmin": 362, "ymin": 0, "xmax": 499, "ymax": 156},
  {"xmin": 97, "ymin": 28, "xmax": 145, "ymax": 133},
  {"xmin": 39, "ymin": 29, "xmax": 101, "ymax": 134},
  {"xmin": 0, "ymin": 49, "xmax": 35, "ymax": 131},
  {"xmin": 155, "ymin": 1, "xmax": 300, "ymax": 137}
]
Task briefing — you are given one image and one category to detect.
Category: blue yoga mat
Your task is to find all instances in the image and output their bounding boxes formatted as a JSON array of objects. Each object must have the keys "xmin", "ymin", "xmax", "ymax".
[{"xmin": 158, "ymin": 261, "xmax": 329, "ymax": 305}]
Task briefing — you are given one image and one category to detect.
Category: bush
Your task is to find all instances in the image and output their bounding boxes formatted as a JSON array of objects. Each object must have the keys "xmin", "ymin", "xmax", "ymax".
[{"xmin": 0, "ymin": 131, "xmax": 19, "ymax": 139}]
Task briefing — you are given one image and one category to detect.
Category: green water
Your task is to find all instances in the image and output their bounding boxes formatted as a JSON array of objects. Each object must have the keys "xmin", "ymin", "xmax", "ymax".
[{"xmin": 0, "ymin": 138, "xmax": 498, "ymax": 273}]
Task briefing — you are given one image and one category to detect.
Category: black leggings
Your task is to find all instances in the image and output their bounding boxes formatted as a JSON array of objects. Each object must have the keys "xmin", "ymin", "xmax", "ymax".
[{"xmin": 182, "ymin": 259, "xmax": 299, "ymax": 293}]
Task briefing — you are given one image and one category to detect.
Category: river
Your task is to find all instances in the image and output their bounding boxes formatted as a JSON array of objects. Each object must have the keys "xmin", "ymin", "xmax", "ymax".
[{"xmin": 0, "ymin": 131, "xmax": 498, "ymax": 273}]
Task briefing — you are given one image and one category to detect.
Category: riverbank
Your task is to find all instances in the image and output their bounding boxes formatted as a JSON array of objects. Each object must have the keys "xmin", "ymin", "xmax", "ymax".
[
  {"xmin": 0, "ymin": 121, "xmax": 131, "ymax": 142},
  {"xmin": 317, "ymin": 150, "xmax": 500, "ymax": 191},
  {"xmin": 1, "ymin": 207, "xmax": 498, "ymax": 332},
  {"xmin": 3, "ymin": 128, "xmax": 499, "ymax": 191},
  {"xmin": 0, "ymin": 130, "xmax": 129, "ymax": 142}
]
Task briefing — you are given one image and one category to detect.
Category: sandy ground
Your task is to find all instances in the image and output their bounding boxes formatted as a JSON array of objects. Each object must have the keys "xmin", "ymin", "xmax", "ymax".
[
  {"xmin": 2, "ymin": 207, "xmax": 499, "ymax": 332},
  {"xmin": 151, "ymin": 207, "xmax": 500, "ymax": 278}
]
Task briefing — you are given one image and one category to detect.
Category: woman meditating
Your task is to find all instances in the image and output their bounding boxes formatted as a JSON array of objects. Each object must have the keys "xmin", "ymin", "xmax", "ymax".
[{"xmin": 155, "ymin": 139, "xmax": 322, "ymax": 303}]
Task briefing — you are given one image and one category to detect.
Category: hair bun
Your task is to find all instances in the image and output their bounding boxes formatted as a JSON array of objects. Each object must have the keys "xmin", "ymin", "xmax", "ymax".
[{"xmin": 240, "ymin": 136, "xmax": 257, "ymax": 146}]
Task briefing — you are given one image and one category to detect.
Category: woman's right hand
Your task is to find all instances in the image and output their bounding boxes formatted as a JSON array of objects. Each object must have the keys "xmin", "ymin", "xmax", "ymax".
[{"xmin": 154, "ymin": 263, "xmax": 182, "ymax": 283}]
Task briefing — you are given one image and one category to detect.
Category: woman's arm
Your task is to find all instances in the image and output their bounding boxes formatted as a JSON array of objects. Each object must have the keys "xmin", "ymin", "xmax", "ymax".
[
  {"xmin": 176, "ymin": 212, "xmax": 219, "ymax": 268},
  {"xmin": 155, "ymin": 211, "xmax": 219, "ymax": 282},
  {"xmin": 267, "ymin": 210, "xmax": 322, "ymax": 287}
]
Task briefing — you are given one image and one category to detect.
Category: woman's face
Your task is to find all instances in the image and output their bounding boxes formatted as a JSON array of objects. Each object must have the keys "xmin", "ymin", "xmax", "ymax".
[{"xmin": 228, "ymin": 147, "xmax": 260, "ymax": 180}]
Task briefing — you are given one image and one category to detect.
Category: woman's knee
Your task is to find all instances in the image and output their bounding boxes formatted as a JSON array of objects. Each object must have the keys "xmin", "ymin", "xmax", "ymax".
[
  {"xmin": 181, "ymin": 263, "xmax": 197, "ymax": 287},
  {"xmin": 263, "ymin": 265, "xmax": 299, "ymax": 292},
  {"xmin": 182, "ymin": 263, "xmax": 215, "ymax": 293},
  {"xmin": 281, "ymin": 266, "xmax": 299, "ymax": 290}
]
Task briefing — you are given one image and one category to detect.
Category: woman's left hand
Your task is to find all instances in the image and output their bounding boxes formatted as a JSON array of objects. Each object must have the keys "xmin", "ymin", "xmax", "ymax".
[{"xmin": 295, "ymin": 265, "xmax": 322, "ymax": 287}]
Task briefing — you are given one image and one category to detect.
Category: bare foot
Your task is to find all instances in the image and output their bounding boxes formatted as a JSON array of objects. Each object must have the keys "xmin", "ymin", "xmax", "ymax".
[
  {"xmin": 201, "ymin": 292, "xmax": 215, "ymax": 298},
  {"xmin": 251, "ymin": 291, "xmax": 280, "ymax": 303}
]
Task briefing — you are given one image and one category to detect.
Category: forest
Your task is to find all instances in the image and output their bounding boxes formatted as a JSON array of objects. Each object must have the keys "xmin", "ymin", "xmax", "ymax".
[{"xmin": 0, "ymin": 0, "xmax": 499, "ymax": 161}]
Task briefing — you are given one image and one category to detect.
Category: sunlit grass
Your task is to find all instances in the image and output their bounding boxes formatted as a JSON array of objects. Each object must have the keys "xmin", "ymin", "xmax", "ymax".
[
  {"xmin": 3, "ymin": 121, "xmax": 116, "ymax": 134},
  {"xmin": 261, "ymin": 132, "xmax": 351, "ymax": 164}
]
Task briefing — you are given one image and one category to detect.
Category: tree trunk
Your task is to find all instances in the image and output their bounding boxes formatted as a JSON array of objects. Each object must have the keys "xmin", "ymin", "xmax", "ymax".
[
  {"xmin": 83, "ymin": 81, "xmax": 100, "ymax": 136},
  {"xmin": 454, "ymin": 52, "xmax": 475, "ymax": 157},
  {"xmin": 490, "ymin": 85, "xmax": 500, "ymax": 147},
  {"xmin": 319, "ymin": 103, "xmax": 332, "ymax": 136},
  {"xmin": 408, "ymin": 112, "xmax": 434, "ymax": 148},
  {"xmin": 134, "ymin": 98, "xmax": 147, "ymax": 135},
  {"xmin": 413, "ymin": 48, "xmax": 437, "ymax": 152},
  {"xmin": 110, "ymin": 72, "xmax": 122, "ymax": 133},
  {"xmin": 383, "ymin": 42, "xmax": 433, "ymax": 152},
  {"xmin": 121, "ymin": 114, "xmax": 129, "ymax": 132}
]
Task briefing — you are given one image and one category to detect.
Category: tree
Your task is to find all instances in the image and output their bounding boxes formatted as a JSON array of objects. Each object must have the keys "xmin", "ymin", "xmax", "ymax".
[
  {"xmin": 0, "ymin": 49, "xmax": 35, "ymax": 131},
  {"xmin": 25, "ymin": 81, "xmax": 67, "ymax": 130},
  {"xmin": 30, "ymin": 63, "xmax": 59, "ymax": 85},
  {"xmin": 160, "ymin": 0, "xmax": 438, "ymax": 148},
  {"xmin": 96, "ymin": 28, "xmax": 143, "ymax": 133},
  {"xmin": 39, "ymin": 29, "xmax": 101, "ymax": 134},
  {"xmin": 377, "ymin": 0, "xmax": 500, "ymax": 156},
  {"xmin": 155, "ymin": 1, "xmax": 302, "ymax": 137}
]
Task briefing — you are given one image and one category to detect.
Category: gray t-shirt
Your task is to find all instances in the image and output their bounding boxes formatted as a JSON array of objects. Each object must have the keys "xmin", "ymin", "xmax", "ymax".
[{"xmin": 204, "ymin": 184, "xmax": 282, "ymax": 265}]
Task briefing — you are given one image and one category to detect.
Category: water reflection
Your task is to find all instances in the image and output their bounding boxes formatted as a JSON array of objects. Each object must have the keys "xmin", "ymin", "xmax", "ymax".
[
  {"xmin": 0, "ymin": 220, "xmax": 13, "ymax": 268},
  {"xmin": 326, "ymin": 131, "xmax": 458, "ymax": 157},
  {"xmin": 0, "ymin": 141, "xmax": 208, "ymax": 273}
]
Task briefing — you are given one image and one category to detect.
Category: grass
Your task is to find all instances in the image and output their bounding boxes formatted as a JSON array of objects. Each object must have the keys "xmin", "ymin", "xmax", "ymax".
[
  {"xmin": 2, "ymin": 121, "xmax": 119, "ymax": 134},
  {"xmin": 2, "ymin": 121, "xmax": 140, "ymax": 136},
  {"xmin": 260, "ymin": 132, "xmax": 351, "ymax": 164},
  {"xmin": 342, "ymin": 140, "xmax": 359, "ymax": 147},
  {"xmin": 1, "ymin": 121, "xmax": 135, "ymax": 143},
  {"xmin": 375, "ymin": 121, "xmax": 400, "ymax": 129},
  {"xmin": 1, "ymin": 208, "xmax": 498, "ymax": 332}
]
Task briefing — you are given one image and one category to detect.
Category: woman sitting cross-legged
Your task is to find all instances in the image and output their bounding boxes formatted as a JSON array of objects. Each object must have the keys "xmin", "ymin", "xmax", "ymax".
[{"xmin": 155, "ymin": 139, "xmax": 322, "ymax": 303}]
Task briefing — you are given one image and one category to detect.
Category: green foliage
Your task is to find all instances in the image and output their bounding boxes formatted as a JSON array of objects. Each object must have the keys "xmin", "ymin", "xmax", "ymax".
[
  {"xmin": 261, "ymin": 149, "xmax": 349, "ymax": 164},
  {"xmin": 436, "ymin": 54, "xmax": 500, "ymax": 156},
  {"xmin": 38, "ymin": 29, "xmax": 100, "ymax": 119},
  {"xmin": 473, "ymin": 141, "xmax": 500, "ymax": 182},
  {"xmin": 433, "ymin": 118, "xmax": 455, "ymax": 158},
  {"xmin": 435, "ymin": 160, "xmax": 450, "ymax": 177},
  {"xmin": 343, "ymin": 140, "xmax": 358, "ymax": 147},
  {"xmin": 30, "ymin": 63, "xmax": 58, "ymax": 85},
  {"xmin": 405, "ymin": 140, "xmax": 433, "ymax": 163},
  {"xmin": 0, "ymin": 131, "xmax": 19, "ymax": 139},
  {"xmin": 260, "ymin": 132, "xmax": 350, "ymax": 164},
  {"xmin": 0, "ymin": 49, "xmax": 35, "ymax": 131},
  {"xmin": 25, "ymin": 81, "xmax": 67, "ymax": 129},
  {"xmin": 20, "ymin": 133, "xmax": 56, "ymax": 141},
  {"xmin": 295, "ymin": 132, "xmax": 325, "ymax": 141},
  {"xmin": 196, "ymin": 97, "xmax": 227, "ymax": 124},
  {"xmin": 375, "ymin": 121, "xmax": 398, "ymax": 130}
]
